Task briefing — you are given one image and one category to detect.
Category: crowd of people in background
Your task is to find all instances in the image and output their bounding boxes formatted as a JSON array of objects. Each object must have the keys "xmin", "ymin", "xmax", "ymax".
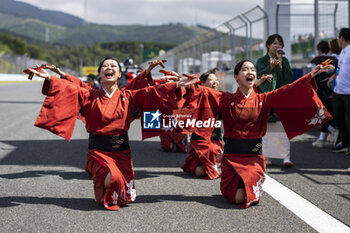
[
  {"xmin": 305, "ymin": 28, "xmax": 350, "ymax": 174},
  {"xmin": 292, "ymin": 30, "xmax": 327, "ymax": 43}
]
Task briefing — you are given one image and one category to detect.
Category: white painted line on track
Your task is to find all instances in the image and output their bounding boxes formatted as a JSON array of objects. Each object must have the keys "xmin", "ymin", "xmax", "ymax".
[{"xmin": 262, "ymin": 174, "xmax": 350, "ymax": 233}]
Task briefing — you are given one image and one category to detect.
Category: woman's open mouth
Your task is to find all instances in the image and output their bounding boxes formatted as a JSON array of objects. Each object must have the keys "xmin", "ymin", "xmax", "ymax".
[{"xmin": 105, "ymin": 72, "xmax": 114, "ymax": 78}]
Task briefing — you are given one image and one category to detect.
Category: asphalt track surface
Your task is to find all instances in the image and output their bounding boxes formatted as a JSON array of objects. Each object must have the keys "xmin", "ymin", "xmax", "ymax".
[{"xmin": 0, "ymin": 82, "xmax": 349, "ymax": 233}]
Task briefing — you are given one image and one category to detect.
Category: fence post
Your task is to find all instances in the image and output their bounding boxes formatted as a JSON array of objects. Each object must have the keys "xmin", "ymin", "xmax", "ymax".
[
  {"xmin": 224, "ymin": 22, "xmax": 236, "ymax": 66},
  {"xmin": 314, "ymin": 0, "xmax": 319, "ymax": 55},
  {"xmin": 238, "ymin": 15, "xmax": 249, "ymax": 59}
]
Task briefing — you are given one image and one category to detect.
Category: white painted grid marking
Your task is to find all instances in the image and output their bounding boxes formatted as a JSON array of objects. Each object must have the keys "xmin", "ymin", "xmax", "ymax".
[{"xmin": 262, "ymin": 174, "xmax": 350, "ymax": 233}]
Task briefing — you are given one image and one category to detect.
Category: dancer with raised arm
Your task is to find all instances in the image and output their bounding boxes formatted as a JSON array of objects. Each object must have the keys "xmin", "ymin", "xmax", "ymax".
[
  {"xmin": 182, "ymin": 60, "xmax": 333, "ymax": 208},
  {"xmin": 26, "ymin": 57, "xmax": 196, "ymax": 211}
]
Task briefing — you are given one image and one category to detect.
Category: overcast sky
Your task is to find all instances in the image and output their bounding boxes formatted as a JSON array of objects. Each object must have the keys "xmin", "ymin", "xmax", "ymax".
[{"xmin": 16, "ymin": 0, "xmax": 264, "ymax": 27}]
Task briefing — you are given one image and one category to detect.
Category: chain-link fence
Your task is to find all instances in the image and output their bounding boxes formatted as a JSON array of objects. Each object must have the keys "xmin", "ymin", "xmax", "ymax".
[
  {"xmin": 278, "ymin": 0, "xmax": 349, "ymax": 67},
  {"xmin": 144, "ymin": 0, "xmax": 349, "ymax": 92},
  {"xmin": 0, "ymin": 54, "xmax": 47, "ymax": 74},
  {"xmin": 2, "ymin": 1, "xmax": 349, "ymax": 81},
  {"xmin": 0, "ymin": 53, "xmax": 77, "ymax": 76},
  {"xmin": 147, "ymin": 5, "xmax": 268, "ymax": 77}
]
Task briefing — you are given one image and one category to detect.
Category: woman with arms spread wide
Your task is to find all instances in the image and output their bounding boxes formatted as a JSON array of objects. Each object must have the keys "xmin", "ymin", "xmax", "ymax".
[
  {"xmin": 27, "ymin": 57, "xmax": 195, "ymax": 211},
  {"xmin": 183, "ymin": 60, "xmax": 333, "ymax": 208}
]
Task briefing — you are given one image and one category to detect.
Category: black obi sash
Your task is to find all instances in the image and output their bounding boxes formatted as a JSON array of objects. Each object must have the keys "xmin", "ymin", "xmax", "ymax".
[
  {"xmin": 191, "ymin": 128, "xmax": 223, "ymax": 141},
  {"xmin": 223, "ymin": 138, "xmax": 262, "ymax": 155},
  {"xmin": 88, "ymin": 133, "xmax": 129, "ymax": 152}
]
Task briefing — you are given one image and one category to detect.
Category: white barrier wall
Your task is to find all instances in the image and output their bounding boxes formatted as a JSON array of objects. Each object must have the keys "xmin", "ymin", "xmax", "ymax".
[{"xmin": 0, "ymin": 74, "xmax": 43, "ymax": 81}]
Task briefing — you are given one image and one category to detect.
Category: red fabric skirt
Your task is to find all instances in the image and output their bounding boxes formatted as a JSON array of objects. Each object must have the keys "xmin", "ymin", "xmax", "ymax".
[
  {"xmin": 181, "ymin": 140, "xmax": 223, "ymax": 179},
  {"xmin": 220, "ymin": 153, "xmax": 266, "ymax": 208},
  {"xmin": 85, "ymin": 149, "xmax": 135, "ymax": 211},
  {"xmin": 160, "ymin": 133, "xmax": 188, "ymax": 153}
]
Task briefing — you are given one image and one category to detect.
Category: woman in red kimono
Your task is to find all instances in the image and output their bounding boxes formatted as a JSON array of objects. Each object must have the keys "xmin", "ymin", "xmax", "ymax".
[
  {"xmin": 157, "ymin": 71, "xmax": 190, "ymax": 153},
  {"xmin": 159, "ymin": 133, "xmax": 189, "ymax": 153},
  {"xmin": 45, "ymin": 63, "xmax": 156, "ymax": 92},
  {"xmin": 44, "ymin": 62, "xmax": 158, "ymax": 123},
  {"xmin": 26, "ymin": 57, "xmax": 195, "ymax": 211},
  {"xmin": 181, "ymin": 68, "xmax": 224, "ymax": 179},
  {"xmin": 183, "ymin": 60, "xmax": 333, "ymax": 208}
]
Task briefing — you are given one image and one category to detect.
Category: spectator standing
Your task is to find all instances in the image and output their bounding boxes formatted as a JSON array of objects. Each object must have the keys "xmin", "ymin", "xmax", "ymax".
[
  {"xmin": 327, "ymin": 28, "xmax": 350, "ymax": 157},
  {"xmin": 310, "ymin": 41, "xmax": 338, "ymax": 148},
  {"xmin": 255, "ymin": 34, "xmax": 293, "ymax": 168},
  {"xmin": 330, "ymin": 38, "xmax": 342, "ymax": 59}
]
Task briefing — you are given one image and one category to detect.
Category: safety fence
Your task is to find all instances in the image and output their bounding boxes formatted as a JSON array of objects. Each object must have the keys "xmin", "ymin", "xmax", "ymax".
[
  {"xmin": 144, "ymin": 1, "xmax": 349, "ymax": 85},
  {"xmin": 0, "ymin": 53, "xmax": 77, "ymax": 76},
  {"xmin": 147, "ymin": 5, "xmax": 268, "ymax": 76}
]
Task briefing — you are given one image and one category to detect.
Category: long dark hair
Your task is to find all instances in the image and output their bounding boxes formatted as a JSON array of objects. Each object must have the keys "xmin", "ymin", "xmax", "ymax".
[
  {"xmin": 97, "ymin": 57, "xmax": 122, "ymax": 74},
  {"xmin": 234, "ymin": 59, "xmax": 254, "ymax": 75},
  {"xmin": 330, "ymin": 39, "xmax": 341, "ymax": 55},
  {"xmin": 199, "ymin": 68, "xmax": 218, "ymax": 82},
  {"xmin": 266, "ymin": 34, "xmax": 284, "ymax": 51}
]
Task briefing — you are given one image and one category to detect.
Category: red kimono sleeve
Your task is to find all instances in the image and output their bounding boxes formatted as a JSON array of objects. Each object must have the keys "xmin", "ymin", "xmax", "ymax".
[
  {"xmin": 34, "ymin": 76, "xmax": 88, "ymax": 141},
  {"xmin": 63, "ymin": 73, "xmax": 91, "ymax": 123},
  {"xmin": 123, "ymin": 70, "xmax": 154, "ymax": 90},
  {"xmin": 64, "ymin": 73, "xmax": 92, "ymax": 89},
  {"xmin": 129, "ymin": 82, "xmax": 185, "ymax": 139},
  {"xmin": 267, "ymin": 73, "xmax": 332, "ymax": 139},
  {"xmin": 180, "ymin": 85, "xmax": 223, "ymax": 141}
]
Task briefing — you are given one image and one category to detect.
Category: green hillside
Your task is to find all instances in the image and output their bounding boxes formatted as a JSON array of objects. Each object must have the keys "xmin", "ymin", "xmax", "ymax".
[
  {"xmin": 0, "ymin": 12, "xmax": 199, "ymax": 45},
  {"xmin": 0, "ymin": 32, "xmax": 177, "ymax": 73}
]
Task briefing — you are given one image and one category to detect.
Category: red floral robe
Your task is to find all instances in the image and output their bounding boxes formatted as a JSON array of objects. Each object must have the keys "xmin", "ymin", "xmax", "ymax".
[
  {"xmin": 182, "ymin": 73, "xmax": 332, "ymax": 208},
  {"xmin": 159, "ymin": 133, "xmax": 189, "ymax": 153},
  {"xmin": 181, "ymin": 133, "xmax": 223, "ymax": 179}
]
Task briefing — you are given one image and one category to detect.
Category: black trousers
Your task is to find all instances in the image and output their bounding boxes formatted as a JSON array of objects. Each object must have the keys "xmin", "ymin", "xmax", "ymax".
[{"xmin": 332, "ymin": 93, "xmax": 350, "ymax": 146}]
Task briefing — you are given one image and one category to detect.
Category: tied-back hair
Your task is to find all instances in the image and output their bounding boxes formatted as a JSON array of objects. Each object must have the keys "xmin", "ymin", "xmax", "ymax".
[
  {"xmin": 97, "ymin": 56, "xmax": 122, "ymax": 74},
  {"xmin": 234, "ymin": 59, "xmax": 254, "ymax": 75},
  {"xmin": 199, "ymin": 68, "xmax": 218, "ymax": 82},
  {"xmin": 266, "ymin": 34, "xmax": 284, "ymax": 50},
  {"xmin": 330, "ymin": 39, "xmax": 341, "ymax": 55}
]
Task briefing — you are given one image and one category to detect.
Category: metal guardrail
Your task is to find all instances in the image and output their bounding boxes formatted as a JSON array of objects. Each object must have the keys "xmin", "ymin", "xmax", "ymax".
[{"xmin": 143, "ymin": 5, "xmax": 268, "ymax": 74}]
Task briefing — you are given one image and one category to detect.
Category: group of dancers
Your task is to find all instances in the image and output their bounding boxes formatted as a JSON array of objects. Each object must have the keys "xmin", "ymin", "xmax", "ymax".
[{"xmin": 26, "ymin": 51, "xmax": 333, "ymax": 210}]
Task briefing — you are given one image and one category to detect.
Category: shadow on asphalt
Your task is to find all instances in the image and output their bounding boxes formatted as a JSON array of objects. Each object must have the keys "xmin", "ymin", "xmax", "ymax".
[
  {"xmin": 1, "ymin": 130, "xmax": 348, "ymax": 211},
  {"xmin": 135, "ymin": 170, "xmax": 200, "ymax": 180},
  {"xmin": 0, "ymin": 196, "xmax": 105, "ymax": 211},
  {"xmin": 0, "ymin": 194, "xmax": 242, "ymax": 211},
  {"xmin": 0, "ymin": 138, "xmax": 191, "ymax": 180},
  {"xmin": 134, "ymin": 194, "xmax": 241, "ymax": 209},
  {"xmin": 0, "ymin": 140, "xmax": 188, "ymax": 169},
  {"xmin": 0, "ymin": 170, "xmax": 89, "ymax": 180},
  {"xmin": 265, "ymin": 130, "xmax": 350, "ymax": 199}
]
